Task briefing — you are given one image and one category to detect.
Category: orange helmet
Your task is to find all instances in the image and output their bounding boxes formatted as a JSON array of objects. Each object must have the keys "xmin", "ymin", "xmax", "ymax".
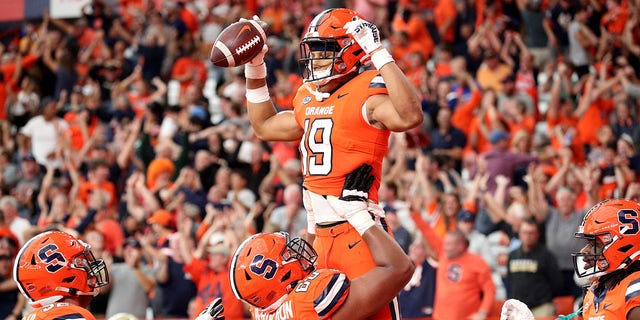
[
  {"xmin": 299, "ymin": 8, "xmax": 368, "ymax": 85},
  {"xmin": 573, "ymin": 199, "xmax": 640, "ymax": 278},
  {"xmin": 13, "ymin": 231, "xmax": 109, "ymax": 307},
  {"xmin": 230, "ymin": 232, "xmax": 317, "ymax": 311}
]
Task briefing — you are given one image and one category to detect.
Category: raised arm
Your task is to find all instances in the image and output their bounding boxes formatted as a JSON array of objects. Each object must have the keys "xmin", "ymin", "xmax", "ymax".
[
  {"xmin": 344, "ymin": 18, "xmax": 423, "ymax": 132},
  {"xmin": 243, "ymin": 18, "xmax": 304, "ymax": 141},
  {"xmin": 327, "ymin": 164, "xmax": 414, "ymax": 320}
]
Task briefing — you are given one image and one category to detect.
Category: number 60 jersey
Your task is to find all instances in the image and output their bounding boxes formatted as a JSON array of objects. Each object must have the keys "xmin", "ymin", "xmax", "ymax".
[
  {"xmin": 293, "ymin": 70, "xmax": 389, "ymax": 209},
  {"xmin": 251, "ymin": 269, "xmax": 350, "ymax": 320}
]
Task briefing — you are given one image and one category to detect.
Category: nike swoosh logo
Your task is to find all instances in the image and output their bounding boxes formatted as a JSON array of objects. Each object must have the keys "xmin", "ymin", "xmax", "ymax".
[
  {"xmin": 594, "ymin": 220, "xmax": 606, "ymax": 224},
  {"xmin": 603, "ymin": 303, "xmax": 612, "ymax": 309},
  {"xmin": 234, "ymin": 25, "xmax": 252, "ymax": 42},
  {"xmin": 239, "ymin": 25, "xmax": 252, "ymax": 34},
  {"xmin": 348, "ymin": 240, "xmax": 362, "ymax": 249},
  {"xmin": 337, "ymin": 93, "xmax": 349, "ymax": 99}
]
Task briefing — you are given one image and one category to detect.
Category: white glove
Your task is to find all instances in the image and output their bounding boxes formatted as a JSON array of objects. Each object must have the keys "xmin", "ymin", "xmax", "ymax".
[
  {"xmin": 327, "ymin": 164, "xmax": 376, "ymax": 235},
  {"xmin": 343, "ymin": 17, "xmax": 394, "ymax": 70},
  {"xmin": 500, "ymin": 299, "xmax": 534, "ymax": 320},
  {"xmin": 196, "ymin": 298, "xmax": 225, "ymax": 320},
  {"xmin": 343, "ymin": 17, "xmax": 382, "ymax": 55}
]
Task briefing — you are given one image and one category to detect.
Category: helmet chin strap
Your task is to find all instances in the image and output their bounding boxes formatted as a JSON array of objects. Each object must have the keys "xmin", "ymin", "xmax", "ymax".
[{"xmin": 56, "ymin": 287, "xmax": 99, "ymax": 296}]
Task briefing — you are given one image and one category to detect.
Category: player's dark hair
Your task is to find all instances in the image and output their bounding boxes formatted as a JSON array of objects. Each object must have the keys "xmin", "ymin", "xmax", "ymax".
[{"xmin": 595, "ymin": 260, "xmax": 640, "ymax": 296}]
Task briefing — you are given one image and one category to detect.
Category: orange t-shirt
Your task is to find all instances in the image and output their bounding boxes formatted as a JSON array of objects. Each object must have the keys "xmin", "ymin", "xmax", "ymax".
[
  {"xmin": 274, "ymin": 73, "xmax": 303, "ymax": 110},
  {"xmin": 411, "ymin": 213, "xmax": 495, "ymax": 320},
  {"xmin": 466, "ymin": 116, "xmax": 493, "ymax": 155},
  {"xmin": 392, "ymin": 16, "xmax": 434, "ymax": 60},
  {"xmin": 96, "ymin": 218, "xmax": 125, "ymax": 255},
  {"xmin": 119, "ymin": 0, "xmax": 145, "ymax": 28},
  {"xmin": 476, "ymin": 63, "xmax": 513, "ymax": 93},
  {"xmin": 602, "ymin": 6, "xmax": 628, "ymax": 35},
  {"xmin": 261, "ymin": 5, "xmax": 287, "ymax": 35},
  {"xmin": 1, "ymin": 55, "xmax": 37, "ymax": 120},
  {"xmin": 180, "ymin": 7, "xmax": 200, "ymax": 33},
  {"xmin": 171, "ymin": 57, "xmax": 208, "ymax": 92},
  {"xmin": 183, "ymin": 257, "xmax": 244, "ymax": 319},
  {"xmin": 77, "ymin": 180, "xmax": 118, "ymax": 210},
  {"xmin": 434, "ymin": 0, "xmax": 457, "ymax": 42},
  {"xmin": 507, "ymin": 114, "xmax": 536, "ymax": 135},
  {"xmin": 405, "ymin": 65, "xmax": 428, "ymax": 90},
  {"xmin": 576, "ymin": 97, "xmax": 614, "ymax": 147},
  {"xmin": 292, "ymin": 70, "xmax": 389, "ymax": 201},
  {"xmin": 452, "ymin": 89, "xmax": 483, "ymax": 136},
  {"xmin": 392, "ymin": 42, "xmax": 429, "ymax": 71}
]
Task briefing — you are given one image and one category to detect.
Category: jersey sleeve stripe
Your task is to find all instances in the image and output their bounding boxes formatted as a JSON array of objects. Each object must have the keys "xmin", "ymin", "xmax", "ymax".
[
  {"xmin": 369, "ymin": 76, "xmax": 386, "ymax": 89},
  {"xmin": 626, "ymin": 279, "xmax": 640, "ymax": 301},
  {"xmin": 314, "ymin": 273, "xmax": 349, "ymax": 317},
  {"xmin": 53, "ymin": 313, "xmax": 86, "ymax": 320}
]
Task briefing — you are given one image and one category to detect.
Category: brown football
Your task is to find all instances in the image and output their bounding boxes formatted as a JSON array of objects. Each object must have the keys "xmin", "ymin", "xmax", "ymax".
[{"xmin": 210, "ymin": 20, "xmax": 266, "ymax": 68}]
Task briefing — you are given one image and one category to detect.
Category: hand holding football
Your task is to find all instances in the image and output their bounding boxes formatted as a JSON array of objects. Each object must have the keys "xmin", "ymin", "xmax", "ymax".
[{"xmin": 210, "ymin": 20, "xmax": 267, "ymax": 68}]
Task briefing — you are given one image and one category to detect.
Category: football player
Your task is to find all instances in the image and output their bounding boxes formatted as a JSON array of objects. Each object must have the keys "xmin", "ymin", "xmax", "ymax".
[
  {"xmin": 501, "ymin": 199, "xmax": 640, "ymax": 320},
  {"xmin": 13, "ymin": 231, "xmax": 109, "ymax": 320},
  {"xmin": 227, "ymin": 164, "xmax": 413, "ymax": 319},
  {"xmin": 243, "ymin": 9, "xmax": 423, "ymax": 320}
]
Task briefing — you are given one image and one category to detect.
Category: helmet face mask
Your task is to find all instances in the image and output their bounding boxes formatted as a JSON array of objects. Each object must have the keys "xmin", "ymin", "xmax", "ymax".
[
  {"xmin": 75, "ymin": 247, "xmax": 109, "ymax": 288},
  {"xmin": 572, "ymin": 232, "xmax": 611, "ymax": 278},
  {"xmin": 572, "ymin": 199, "xmax": 640, "ymax": 279},
  {"xmin": 299, "ymin": 8, "xmax": 368, "ymax": 86},
  {"xmin": 283, "ymin": 236, "xmax": 316, "ymax": 272},
  {"xmin": 13, "ymin": 231, "xmax": 109, "ymax": 307},
  {"xmin": 230, "ymin": 232, "xmax": 317, "ymax": 310}
]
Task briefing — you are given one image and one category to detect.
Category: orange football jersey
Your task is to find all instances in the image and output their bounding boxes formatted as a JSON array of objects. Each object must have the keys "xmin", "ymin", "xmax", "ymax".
[
  {"xmin": 582, "ymin": 271, "xmax": 640, "ymax": 319},
  {"xmin": 293, "ymin": 70, "xmax": 390, "ymax": 203},
  {"xmin": 250, "ymin": 269, "xmax": 350, "ymax": 320},
  {"xmin": 23, "ymin": 302, "xmax": 96, "ymax": 320}
]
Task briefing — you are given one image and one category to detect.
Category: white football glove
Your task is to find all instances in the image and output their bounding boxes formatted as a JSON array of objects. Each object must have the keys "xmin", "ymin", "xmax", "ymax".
[
  {"xmin": 343, "ymin": 17, "xmax": 382, "ymax": 55},
  {"xmin": 500, "ymin": 299, "xmax": 534, "ymax": 320},
  {"xmin": 327, "ymin": 164, "xmax": 376, "ymax": 235},
  {"xmin": 196, "ymin": 298, "xmax": 225, "ymax": 320}
]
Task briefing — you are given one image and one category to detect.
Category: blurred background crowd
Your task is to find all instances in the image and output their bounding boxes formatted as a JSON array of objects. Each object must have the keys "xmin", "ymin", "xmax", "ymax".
[{"xmin": 1, "ymin": 0, "xmax": 640, "ymax": 319}]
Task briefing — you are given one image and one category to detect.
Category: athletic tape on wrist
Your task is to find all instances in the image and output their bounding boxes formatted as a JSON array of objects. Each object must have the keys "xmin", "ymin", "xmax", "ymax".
[
  {"xmin": 245, "ymin": 62, "xmax": 267, "ymax": 79},
  {"xmin": 246, "ymin": 85, "xmax": 270, "ymax": 103},
  {"xmin": 371, "ymin": 49, "xmax": 395, "ymax": 70},
  {"xmin": 348, "ymin": 210, "xmax": 375, "ymax": 235}
]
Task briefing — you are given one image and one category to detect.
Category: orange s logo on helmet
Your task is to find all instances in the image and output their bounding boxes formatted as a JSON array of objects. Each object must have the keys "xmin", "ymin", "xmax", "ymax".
[
  {"xmin": 38, "ymin": 244, "xmax": 67, "ymax": 273},
  {"xmin": 230, "ymin": 232, "xmax": 317, "ymax": 311},
  {"xmin": 13, "ymin": 231, "xmax": 109, "ymax": 307},
  {"xmin": 573, "ymin": 199, "xmax": 640, "ymax": 278},
  {"xmin": 250, "ymin": 254, "xmax": 279, "ymax": 280}
]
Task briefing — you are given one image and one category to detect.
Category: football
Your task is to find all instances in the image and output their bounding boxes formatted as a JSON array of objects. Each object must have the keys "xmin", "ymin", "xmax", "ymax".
[{"xmin": 210, "ymin": 20, "xmax": 267, "ymax": 68}]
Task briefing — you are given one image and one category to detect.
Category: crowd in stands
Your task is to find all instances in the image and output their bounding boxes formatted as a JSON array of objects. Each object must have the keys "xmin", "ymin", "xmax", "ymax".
[{"xmin": 1, "ymin": 0, "xmax": 640, "ymax": 318}]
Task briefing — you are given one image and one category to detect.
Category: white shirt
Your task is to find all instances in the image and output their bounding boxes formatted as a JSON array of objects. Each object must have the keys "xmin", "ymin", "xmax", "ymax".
[
  {"xmin": 10, "ymin": 216, "xmax": 31, "ymax": 246},
  {"xmin": 20, "ymin": 116, "xmax": 69, "ymax": 166}
]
